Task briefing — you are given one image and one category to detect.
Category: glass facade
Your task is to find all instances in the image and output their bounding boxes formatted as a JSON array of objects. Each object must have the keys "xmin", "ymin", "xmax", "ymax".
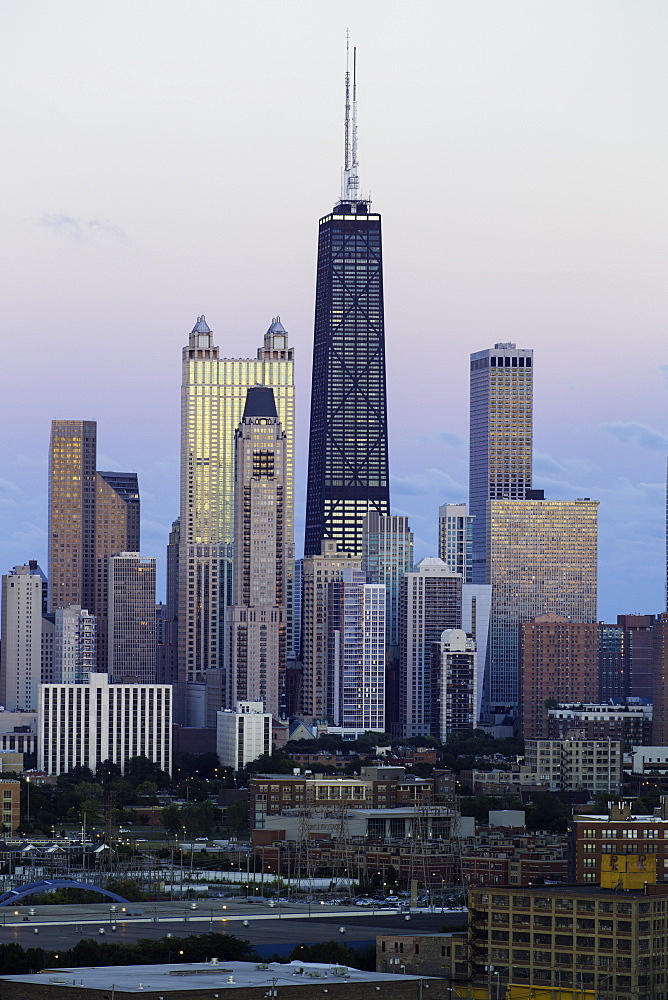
[
  {"xmin": 469, "ymin": 344, "xmax": 533, "ymax": 583},
  {"xmin": 362, "ymin": 511, "xmax": 413, "ymax": 648},
  {"xmin": 438, "ymin": 503, "xmax": 473, "ymax": 583},
  {"xmin": 486, "ymin": 500, "xmax": 599, "ymax": 712},
  {"xmin": 305, "ymin": 203, "xmax": 390, "ymax": 558},
  {"xmin": 107, "ymin": 553, "xmax": 157, "ymax": 684}
]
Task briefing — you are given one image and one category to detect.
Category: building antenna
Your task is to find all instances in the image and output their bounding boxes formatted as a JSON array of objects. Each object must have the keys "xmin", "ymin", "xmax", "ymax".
[{"xmin": 342, "ymin": 32, "xmax": 360, "ymax": 201}]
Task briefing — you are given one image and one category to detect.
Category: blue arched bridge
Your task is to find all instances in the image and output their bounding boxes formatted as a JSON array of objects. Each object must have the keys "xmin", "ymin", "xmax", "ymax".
[{"xmin": 0, "ymin": 880, "xmax": 132, "ymax": 906}]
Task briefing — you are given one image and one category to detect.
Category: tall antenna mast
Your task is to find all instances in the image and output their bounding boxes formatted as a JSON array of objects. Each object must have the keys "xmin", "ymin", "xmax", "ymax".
[{"xmin": 341, "ymin": 32, "xmax": 361, "ymax": 202}]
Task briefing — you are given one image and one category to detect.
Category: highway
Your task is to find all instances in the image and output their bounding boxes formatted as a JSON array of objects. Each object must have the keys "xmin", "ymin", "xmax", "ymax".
[{"xmin": 0, "ymin": 900, "xmax": 468, "ymax": 952}]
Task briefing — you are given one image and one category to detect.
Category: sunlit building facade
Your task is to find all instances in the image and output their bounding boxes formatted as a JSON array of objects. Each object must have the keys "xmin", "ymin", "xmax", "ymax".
[
  {"xmin": 486, "ymin": 499, "xmax": 599, "ymax": 713},
  {"xmin": 178, "ymin": 316, "xmax": 294, "ymax": 725},
  {"xmin": 48, "ymin": 420, "xmax": 97, "ymax": 612},
  {"xmin": 469, "ymin": 344, "xmax": 533, "ymax": 583}
]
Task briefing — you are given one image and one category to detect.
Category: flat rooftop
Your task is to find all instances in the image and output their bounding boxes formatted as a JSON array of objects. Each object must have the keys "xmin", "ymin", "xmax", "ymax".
[{"xmin": 0, "ymin": 960, "xmax": 425, "ymax": 994}]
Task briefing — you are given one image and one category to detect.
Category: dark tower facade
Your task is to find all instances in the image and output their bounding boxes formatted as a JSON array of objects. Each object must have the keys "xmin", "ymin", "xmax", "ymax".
[{"xmin": 304, "ymin": 45, "xmax": 390, "ymax": 557}]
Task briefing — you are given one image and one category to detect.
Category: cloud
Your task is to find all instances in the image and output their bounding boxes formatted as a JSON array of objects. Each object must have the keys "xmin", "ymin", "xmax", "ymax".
[
  {"xmin": 40, "ymin": 214, "xmax": 127, "ymax": 241},
  {"xmin": 533, "ymin": 451, "xmax": 566, "ymax": 477},
  {"xmin": 416, "ymin": 429, "xmax": 464, "ymax": 448},
  {"xmin": 391, "ymin": 467, "xmax": 466, "ymax": 499},
  {"xmin": 599, "ymin": 421, "xmax": 668, "ymax": 451}
]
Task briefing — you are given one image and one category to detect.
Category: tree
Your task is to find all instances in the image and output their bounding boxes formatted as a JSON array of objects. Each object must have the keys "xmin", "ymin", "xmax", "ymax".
[
  {"xmin": 181, "ymin": 800, "xmax": 221, "ymax": 838},
  {"xmin": 225, "ymin": 799, "xmax": 249, "ymax": 837},
  {"xmin": 525, "ymin": 792, "xmax": 572, "ymax": 833},
  {"xmin": 124, "ymin": 755, "xmax": 170, "ymax": 787},
  {"xmin": 289, "ymin": 940, "xmax": 375, "ymax": 971},
  {"xmin": 161, "ymin": 804, "xmax": 182, "ymax": 834}
]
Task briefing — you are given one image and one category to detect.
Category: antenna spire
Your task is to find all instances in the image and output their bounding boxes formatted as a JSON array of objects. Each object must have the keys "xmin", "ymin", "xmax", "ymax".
[{"xmin": 341, "ymin": 32, "xmax": 361, "ymax": 202}]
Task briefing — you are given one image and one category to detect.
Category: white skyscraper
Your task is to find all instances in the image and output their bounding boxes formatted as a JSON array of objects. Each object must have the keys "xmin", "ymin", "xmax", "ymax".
[
  {"xmin": 434, "ymin": 628, "xmax": 477, "ymax": 740},
  {"xmin": 398, "ymin": 558, "xmax": 462, "ymax": 739},
  {"xmin": 328, "ymin": 567, "xmax": 386, "ymax": 731},
  {"xmin": 438, "ymin": 503, "xmax": 473, "ymax": 583},
  {"xmin": 0, "ymin": 563, "xmax": 46, "ymax": 711},
  {"xmin": 178, "ymin": 316, "xmax": 294, "ymax": 726}
]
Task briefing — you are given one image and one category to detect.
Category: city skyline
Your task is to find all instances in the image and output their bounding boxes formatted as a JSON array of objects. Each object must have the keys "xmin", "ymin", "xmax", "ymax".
[{"xmin": 1, "ymin": 3, "xmax": 667, "ymax": 621}]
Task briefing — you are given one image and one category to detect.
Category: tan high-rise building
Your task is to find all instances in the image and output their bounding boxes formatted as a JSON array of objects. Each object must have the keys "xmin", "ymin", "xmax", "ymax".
[
  {"xmin": 94, "ymin": 471, "xmax": 140, "ymax": 672},
  {"xmin": 178, "ymin": 317, "xmax": 294, "ymax": 726},
  {"xmin": 519, "ymin": 613, "xmax": 599, "ymax": 738},
  {"xmin": 486, "ymin": 498, "xmax": 598, "ymax": 715},
  {"xmin": 48, "ymin": 420, "xmax": 97, "ymax": 612},
  {"xmin": 469, "ymin": 343, "xmax": 533, "ymax": 584},
  {"xmin": 227, "ymin": 387, "xmax": 288, "ymax": 718},
  {"xmin": 300, "ymin": 540, "xmax": 361, "ymax": 721},
  {"xmin": 0, "ymin": 563, "xmax": 46, "ymax": 711}
]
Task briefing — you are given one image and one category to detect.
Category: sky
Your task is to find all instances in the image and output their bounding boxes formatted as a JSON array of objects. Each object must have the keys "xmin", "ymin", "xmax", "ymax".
[{"xmin": 1, "ymin": 0, "xmax": 667, "ymax": 621}]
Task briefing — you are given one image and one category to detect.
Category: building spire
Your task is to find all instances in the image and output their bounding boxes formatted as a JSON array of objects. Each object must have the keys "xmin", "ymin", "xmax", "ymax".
[{"xmin": 341, "ymin": 31, "xmax": 361, "ymax": 203}]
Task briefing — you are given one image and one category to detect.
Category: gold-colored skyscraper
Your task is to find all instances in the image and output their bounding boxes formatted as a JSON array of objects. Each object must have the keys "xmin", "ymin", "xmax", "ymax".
[
  {"xmin": 48, "ymin": 420, "xmax": 97, "ymax": 612},
  {"xmin": 469, "ymin": 343, "xmax": 533, "ymax": 583},
  {"xmin": 179, "ymin": 317, "xmax": 294, "ymax": 726},
  {"xmin": 487, "ymin": 499, "xmax": 599, "ymax": 713}
]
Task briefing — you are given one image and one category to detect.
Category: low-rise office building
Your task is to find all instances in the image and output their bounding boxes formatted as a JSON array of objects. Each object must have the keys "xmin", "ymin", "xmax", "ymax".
[{"xmin": 525, "ymin": 736, "xmax": 622, "ymax": 794}]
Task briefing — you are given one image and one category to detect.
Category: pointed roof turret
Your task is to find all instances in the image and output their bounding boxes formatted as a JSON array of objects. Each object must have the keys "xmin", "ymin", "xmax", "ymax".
[{"xmin": 191, "ymin": 315, "xmax": 211, "ymax": 335}]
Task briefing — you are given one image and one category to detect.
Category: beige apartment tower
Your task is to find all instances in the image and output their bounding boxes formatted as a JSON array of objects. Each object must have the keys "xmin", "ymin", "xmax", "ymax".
[
  {"xmin": 227, "ymin": 387, "xmax": 288, "ymax": 718},
  {"xmin": 300, "ymin": 540, "xmax": 361, "ymax": 721},
  {"xmin": 178, "ymin": 316, "xmax": 294, "ymax": 726}
]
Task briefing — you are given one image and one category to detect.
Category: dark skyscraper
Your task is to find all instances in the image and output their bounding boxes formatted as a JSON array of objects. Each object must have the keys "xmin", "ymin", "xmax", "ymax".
[{"xmin": 304, "ymin": 44, "xmax": 390, "ymax": 557}]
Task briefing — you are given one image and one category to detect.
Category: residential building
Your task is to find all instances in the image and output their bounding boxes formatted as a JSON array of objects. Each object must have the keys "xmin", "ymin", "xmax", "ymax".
[
  {"xmin": 399, "ymin": 558, "xmax": 462, "ymax": 739},
  {"xmin": 107, "ymin": 553, "xmax": 156, "ymax": 684},
  {"xmin": 216, "ymin": 701, "xmax": 271, "ymax": 770},
  {"xmin": 433, "ymin": 628, "xmax": 477, "ymax": 740},
  {"xmin": 620, "ymin": 613, "xmax": 657, "ymax": 700},
  {"xmin": 525, "ymin": 736, "xmax": 621, "ymax": 794},
  {"xmin": 469, "ymin": 342, "xmax": 533, "ymax": 584},
  {"xmin": 38, "ymin": 672, "xmax": 171, "ymax": 776},
  {"xmin": 485, "ymin": 498, "xmax": 599, "ymax": 716},
  {"xmin": 0, "ymin": 563, "xmax": 46, "ymax": 711},
  {"xmin": 652, "ymin": 615, "xmax": 668, "ymax": 744},
  {"xmin": 469, "ymin": 880, "xmax": 668, "ymax": 999},
  {"xmin": 438, "ymin": 503, "xmax": 473, "ymax": 582},
  {"xmin": 519, "ymin": 614, "xmax": 599, "ymax": 738},
  {"xmin": 94, "ymin": 470, "xmax": 140, "ymax": 673},
  {"xmin": 304, "ymin": 54, "xmax": 389, "ymax": 559},
  {"xmin": 227, "ymin": 387, "xmax": 288, "ymax": 718},
  {"xmin": 0, "ymin": 780, "xmax": 20, "ymax": 834},
  {"xmin": 48, "ymin": 419, "xmax": 97, "ymax": 612},
  {"xmin": 376, "ymin": 932, "xmax": 469, "ymax": 980},
  {"xmin": 461, "ymin": 583, "xmax": 492, "ymax": 723},
  {"xmin": 327, "ymin": 567, "xmax": 385, "ymax": 731},
  {"xmin": 54, "ymin": 605, "xmax": 96, "ymax": 684},
  {"xmin": 547, "ymin": 702, "xmax": 652, "ymax": 751},
  {"xmin": 299, "ymin": 540, "xmax": 361, "ymax": 721},
  {"xmin": 570, "ymin": 799, "xmax": 668, "ymax": 884},
  {"xmin": 178, "ymin": 315, "xmax": 294, "ymax": 726}
]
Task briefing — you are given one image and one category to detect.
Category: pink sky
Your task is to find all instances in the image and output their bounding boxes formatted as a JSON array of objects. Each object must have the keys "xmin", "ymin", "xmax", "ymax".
[{"xmin": 1, "ymin": 1, "xmax": 667, "ymax": 620}]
